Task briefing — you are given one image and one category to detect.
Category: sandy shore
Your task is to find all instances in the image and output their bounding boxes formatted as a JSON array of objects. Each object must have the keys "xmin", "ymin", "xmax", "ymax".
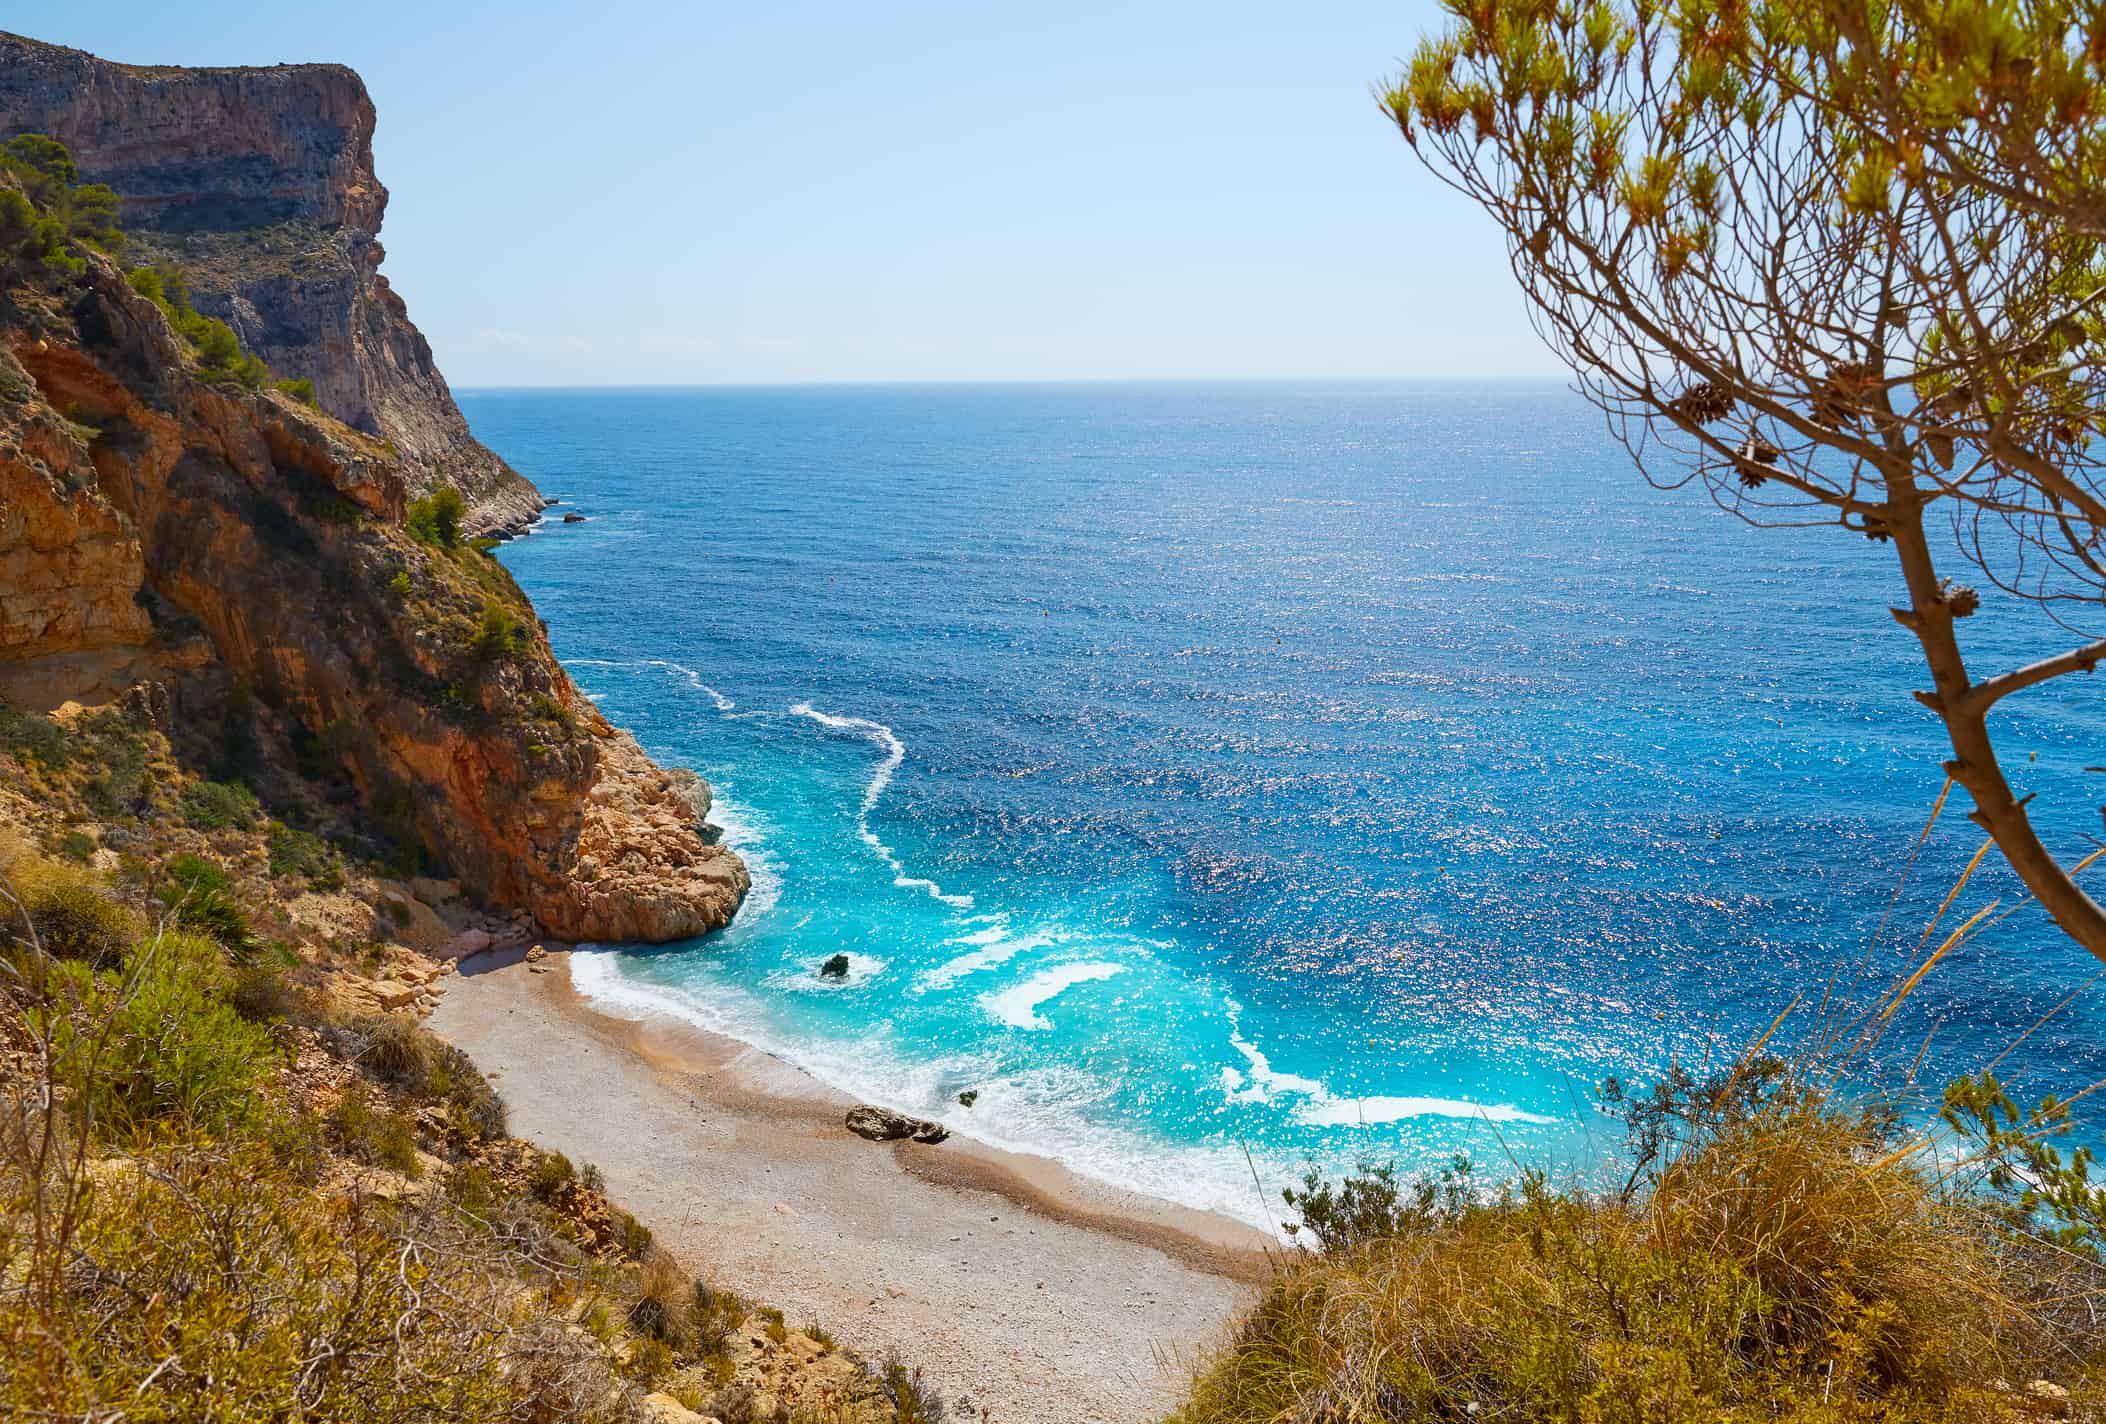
[{"xmin": 428, "ymin": 948, "xmax": 1273, "ymax": 1424}]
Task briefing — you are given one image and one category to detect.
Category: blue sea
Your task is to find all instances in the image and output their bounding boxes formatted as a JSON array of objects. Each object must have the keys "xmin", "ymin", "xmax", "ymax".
[{"xmin": 459, "ymin": 382, "xmax": 2106, "ymax": 1230}]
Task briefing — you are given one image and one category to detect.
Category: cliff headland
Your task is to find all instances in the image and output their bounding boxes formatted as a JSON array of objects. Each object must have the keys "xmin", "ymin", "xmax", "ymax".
[
  {"xmin": 0, "ymin": 30, "xmax": 543, "ymax": 537},
  {"xmin": 0, "ymin": 32, "xmax": 744, "ymax": 944}
]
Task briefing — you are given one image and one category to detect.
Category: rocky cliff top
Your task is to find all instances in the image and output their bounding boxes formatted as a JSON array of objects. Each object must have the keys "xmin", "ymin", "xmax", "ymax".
[
  {"xmin": 0, "ymin": 32, "xmax": 382, "ymax": 233},
  {"xmin": 0, "ymin": 32, "xmax": 541, "ymax": 536}
]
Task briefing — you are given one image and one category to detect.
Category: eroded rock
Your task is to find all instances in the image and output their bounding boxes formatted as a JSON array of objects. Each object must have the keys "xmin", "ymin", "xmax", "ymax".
[{"xmin": 845, "ymin": 1105, "xmax": 949, "ymax": 1145}]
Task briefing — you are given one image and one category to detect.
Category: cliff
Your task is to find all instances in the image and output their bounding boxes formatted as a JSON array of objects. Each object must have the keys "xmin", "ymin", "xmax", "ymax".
[
  {"xmin": 0, "ymin": 185, "xmax": 743, "ymax": 943},
  {"xmin": 0, "ymin": 32, "xmax": 542, "ymax": 536}
]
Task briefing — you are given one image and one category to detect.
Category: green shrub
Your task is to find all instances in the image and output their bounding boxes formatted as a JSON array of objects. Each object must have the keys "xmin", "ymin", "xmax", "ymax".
[
  {"xmin": 471, "ymin": 602, "xmax": 530, "ymax": 661},
  {"xmin": 226, "ymin": 961, "xmax": 296, "ymax": 1023},
  {"xmin": 180, "ymin": 779, "xmax": 260, "ymax": 830},
  {"xmin": 386, "ymin": 568, "xmax": 413, "ymax": 601},
  {"xmin": 0, "ymin": 702, "xmax": 70, "ymax": 769},
  {"xmin": 325, "ymin": 1083, "xmax": 419, "ymax": 1175},
  {"xmin": 528, "ymin": 693, "xmax": 575, "ymax": 730},
  {"xmin": 406, "ymin": 484, "xmax": 466, "ymax": 549},
  {"xmin": 529, "ymin": 1150, "xmax": 575, "ymax": 1202},
  {"xmin": 56, "ymin": 830, "xmax": 96, "ymax": 864},
  {"xmin": 1281, "ymin": 1155, "xmax": 1472, "ymax": 1253},
  {"xmin": 614, "ymin": 1209, "xmax": 654, "ymax": 1260},
  {"xmin": 75, "ymin": 710, "xmax": 152, "ymax": 817},
  {"xmin": 436, "ymin": 1044, "xmax": 507, "ymax": 1140},
  {"xmin": 273, "ymin": 375, "xmax": 318, "ymax": 406},
  {"xmin": 878, "ymin": 1353, "xmax": 948, "ymax": 1424},
  {"xmin": 444, "ymin": 1162, "xmax": 506, "ymax": 1219},
  {"xmin": 354, "ymin": 1013, "xmax": 505, "ymax": 1139},
  {"xmin": 126, "ymin": 263, "xmax": 269, "ymax": 388},
  {"xmin": 691, "ymin": 1280, "xmax": 749, "ymax": 1359},
  {"xmin": 57, "ymin": 931, "xmax": 277, "ymax": 1137},
  {"xmin": 156, "ymin": 853, "xmax": 258, "ymax": 961},
  {"xmin": 160, "ymin": 852, "xmax": 231, "ymax": 897},
  {"xmin": 0, "ymin": 134, "xmax": 118, "ymax": 279},
  {"xmin": 267, "ymin": 824, "xmax": 341, "ymax": 889}
]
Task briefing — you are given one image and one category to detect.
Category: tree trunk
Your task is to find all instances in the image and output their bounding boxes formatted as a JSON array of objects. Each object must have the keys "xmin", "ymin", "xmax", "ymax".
[{"xmin": 1885, "ymin": 488, "xmax": 2106, "ymax": 965}]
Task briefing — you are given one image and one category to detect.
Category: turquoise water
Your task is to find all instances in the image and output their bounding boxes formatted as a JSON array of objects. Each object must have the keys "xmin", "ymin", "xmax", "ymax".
[{"xmin": 460, "ymin": 383, "xmax": 2106, "ymax": 1229}]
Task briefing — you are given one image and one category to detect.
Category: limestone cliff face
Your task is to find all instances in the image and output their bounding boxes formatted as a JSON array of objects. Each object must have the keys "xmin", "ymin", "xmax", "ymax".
[
  {"xmin": 0, "ymin": 32, "xmax": 542, "ymax": 536},
  {"xmin": 0, "ymin": 360, "xmax": 154, "ymax": 706},
  {"xmin": 0, "ymin": 254, "xmax": 746, "ymax": 942}
]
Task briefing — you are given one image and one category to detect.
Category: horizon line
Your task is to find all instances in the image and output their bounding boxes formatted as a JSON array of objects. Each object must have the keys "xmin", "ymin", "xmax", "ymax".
[{"xmin": 450, "ymin": 374, "xmax": 1578, "ymax": 394}]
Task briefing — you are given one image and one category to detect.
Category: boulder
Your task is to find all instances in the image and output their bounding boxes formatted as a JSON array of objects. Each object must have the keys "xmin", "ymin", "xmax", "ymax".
[
  {"xmin": 957, "ymin": 1089, "xmax": 978, "ymax": 1108},
  {"xmin": 640, "ymin": 1393, "xmax": 713, "ymax": 1424},
  {"xmin": 373, "ymin": 883, "xmax": 451, "ymax": 951},
  {"xmin": 664, "ymin": 766, "xmax": 714, "ymax": 825},
  {"xmin": 409, "ymin": 876, "xmax": 462, "ymax": 905},
  {"xmin": 846, "ymin": 1105, "xmax": 949, "ymax": 1145},
  {"xmin": 438, "ymin": 927, "xmax": 492, "ymax": 960},
  {"xmin": 2023, "ymin": 1381, "xmax": 2073, "ymax": 1419},
  {"xmin": 819, "ymin": 952, "xmax": 850, "ymax": 979}
]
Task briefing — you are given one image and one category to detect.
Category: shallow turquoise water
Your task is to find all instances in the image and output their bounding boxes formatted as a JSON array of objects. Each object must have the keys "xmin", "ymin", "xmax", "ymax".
[{"xmin": 460, "ymin": 383, "xmax": 2106, "ymax": 1229}]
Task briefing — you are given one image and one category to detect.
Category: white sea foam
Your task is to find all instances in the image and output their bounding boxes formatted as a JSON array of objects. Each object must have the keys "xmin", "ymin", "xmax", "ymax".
[
  {"xmin": 642, "ymin": 657, "xmax": 736, "ymax": 713},
  {"xmin": 917, "ymin": 922, "xmax": 1056, "ymax": 991},
  {"xmin": 1295, "ymin": 1096, "xmax": 1557, "ymax": 1127},
  {"xmin": 699, "ymin": 787, "xmax": 782, "ymax": 922},
  {"xmin": 1218, "ymin": 1021, "xmax": 1548, "ymax": 1127},
  {"xmin": 767, "ymin": 951, "xmax": 887, "ymax": 993},
  {"xmin": 790, "ymin": 702, "xmax": 974, "ymax": 909},
  {"xmin": 557, "ymin": 656, "xmax": 737, "ymax": 713},
  {"xmin": 566, "ymin": 951, "xmax": 1295, "ymax": 1234},
  {"xmin": 981, "ymin": 962, "xmax": 1123, "ymax": 1030},
  {"xmin": 1227, "ymin": 1028, "xmax": 1327, "ymax": 1101}
]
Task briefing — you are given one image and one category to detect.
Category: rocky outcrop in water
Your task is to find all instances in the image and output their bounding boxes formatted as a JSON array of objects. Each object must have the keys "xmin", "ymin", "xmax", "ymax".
[{"xmin": 0, "ymin": 31, "xmax": 541, "ymax": 536}]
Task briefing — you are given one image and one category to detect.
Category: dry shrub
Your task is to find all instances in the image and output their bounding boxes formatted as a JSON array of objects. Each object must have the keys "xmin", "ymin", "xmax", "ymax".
[
  {"xmin": 326, "ymin": 1082, "xmax": 419, "ymax": 1175},
  {"xmin": 10, "ymin": 859, "xmax": 137, "ymax": 968},
  {"xmin": 355, "ymin": 1010, "xmax": 507, "ymax": 1139},
  {"xmin": 1650, "ymin": 1109, "xmax": 2025, "ymax": 1394},
  {"xmin": 628, "ymin": 1247, "xmax": 692, "ymax": 1349},
  {"xmin": 358, "ymin": 1010, "xmax": 435, "ymax": 1085},
  {"xmin": 0, "ymin": 1137, "xmax": 623, "ymax": 1422},
  {"xmin": 692, "ymin": 1277, "xmax": 751, "ymax": 1359},
  {"xmin": 1172, "ymin": 1106, "xmax": 2096, "ymax": 1424}
]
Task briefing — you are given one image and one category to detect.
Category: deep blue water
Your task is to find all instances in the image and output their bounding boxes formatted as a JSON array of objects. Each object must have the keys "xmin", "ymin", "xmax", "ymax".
[{"xmin": 459, "ymin": 382, "xmax": 2106, "ymax": 1228}]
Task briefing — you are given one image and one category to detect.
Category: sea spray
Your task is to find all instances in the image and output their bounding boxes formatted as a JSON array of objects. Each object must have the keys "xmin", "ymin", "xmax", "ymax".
[{"xmin": 790, "ymin": 702, "xmax": 976, "ymax": 909}]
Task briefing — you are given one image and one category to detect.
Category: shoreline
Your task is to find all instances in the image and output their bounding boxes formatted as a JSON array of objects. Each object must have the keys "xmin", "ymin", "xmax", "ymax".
[{"xmin": 430, "ymin": 947, "xmax": 1273, "ymax": 1423}]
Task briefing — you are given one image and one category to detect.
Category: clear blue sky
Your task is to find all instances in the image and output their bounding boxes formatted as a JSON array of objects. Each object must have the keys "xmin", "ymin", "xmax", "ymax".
[{"xmin": 12, "ymin": 2, "xmax": 1561, "ymax": 386}]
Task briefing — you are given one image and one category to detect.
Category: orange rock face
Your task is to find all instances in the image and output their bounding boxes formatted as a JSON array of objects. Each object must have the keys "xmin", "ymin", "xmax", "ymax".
[
  {"xmin": 0, "ymin": 382, "xmax": 152, "ymax": 706},
  {"xmin": 0, "ymin": 255, "xmax": 746, "ymax": 943}
]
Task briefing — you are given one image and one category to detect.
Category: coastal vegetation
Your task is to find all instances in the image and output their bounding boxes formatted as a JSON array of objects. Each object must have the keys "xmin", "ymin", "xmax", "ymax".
[
  {"xmin": 125, "ymin": 261, "xmax": 271, "ymax": 389},
  {"xmin": 0, "ymin": 701, "xmax": 912, "ymax": 1422},
  {"xmin": 0, "ymin": 132, "xmax": 121, "ymax": 280},
  {"xmin": 0, "ymin": 118, "xmax": 825, "ymax": 1421},
  {"xmin": 1177, "ymin": 1049, "xmax": 2106, "ymax": 1421}
]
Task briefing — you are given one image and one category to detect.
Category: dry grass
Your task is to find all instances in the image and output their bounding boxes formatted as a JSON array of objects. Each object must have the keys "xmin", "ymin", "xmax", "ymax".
[{"xmin": 1173, "ymin": 1105, "xmax": 2104, "ymax": 1423}]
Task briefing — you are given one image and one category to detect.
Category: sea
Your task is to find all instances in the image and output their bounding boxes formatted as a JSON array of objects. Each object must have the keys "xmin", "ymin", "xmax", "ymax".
[{"xmin": 457, "ymin": 382, "xmax": 2106, "ymax": 1232}]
